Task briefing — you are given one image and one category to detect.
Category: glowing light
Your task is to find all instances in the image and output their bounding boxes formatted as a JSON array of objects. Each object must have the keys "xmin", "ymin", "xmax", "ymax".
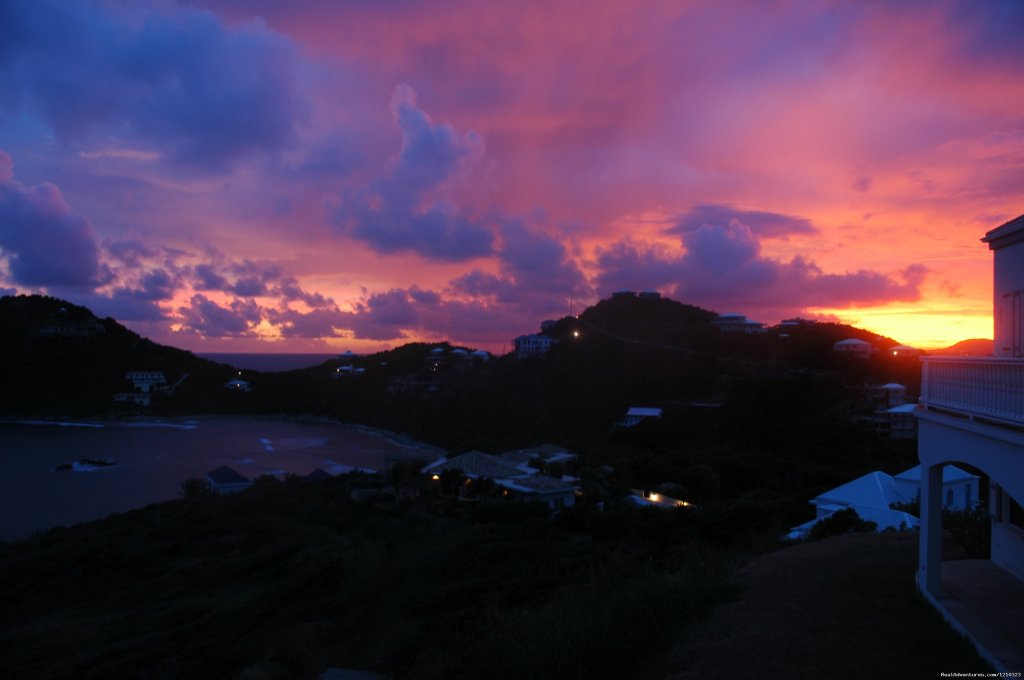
[{"xmin": 431, "ymin": 474, "xmax": 440, "ymax": 480}]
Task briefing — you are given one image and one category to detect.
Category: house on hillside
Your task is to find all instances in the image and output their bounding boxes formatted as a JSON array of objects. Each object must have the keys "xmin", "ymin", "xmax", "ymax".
[
  {"xmin": 915, "ymin": 213, "xmax": 1024, "ymax": 672},
  {"xmin": 206, "ymin": 466, "xmax": 252, "ymax": 494},
  {"xmin": 422, "ymin": 446, "xmax": 580, "ymax": 511},
  {"xmin": 617, "ymin": 407, "xmax": 663, "ymax": 428},
  {"xmin": 514, "ymin": 332, "xmax": 556, "ymax": 358},
  {"xmin": 894, "ymin": 465, "xmax": 979, "ymax": 511},
  {"xmin": 879, "ymin": 403, "xmax": 918, "ymax": 440},
  {"xmin": 126, "ymin": 371, "xmax": 167, "ymax": 392},
  {"xmin": 224, "ymin": 378, "xmax": 251, "ymax": 392},
  {"xmin": 869, "ymin": 383, "xmax": 908, "ymax": 409},
  {"xmin": 711, "ymin": 313, "xmax": 764, "ymax": 333},
  {"xmin": 833, "ymin": 338, "xmax": 873, "ymax": 358},
  {"xmin": 889, "ymin": 344, "xmax": 922, "ymax": 358},
  {"xmin": 113, "ymin": 392, "xmax": 152, "ymax": 406},
  {"xmin": 786, "ymin": 464, "xmax": 979, "ymax": 541},
  {"xmin": 627, "ymin": 488, "xmax": 693, "ymax": 509}
]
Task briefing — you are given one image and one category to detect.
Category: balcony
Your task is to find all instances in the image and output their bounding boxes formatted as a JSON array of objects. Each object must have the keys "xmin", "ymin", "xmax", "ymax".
[{"xmin": 920, "ymin": 356, "xmax": 1024, "ymax": 427}]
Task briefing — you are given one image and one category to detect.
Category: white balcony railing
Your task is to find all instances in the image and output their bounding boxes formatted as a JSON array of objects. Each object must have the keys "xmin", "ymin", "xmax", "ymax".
[{"xmin": 920, "ymin": 356, "xmax": 1024, "ymax": 426}]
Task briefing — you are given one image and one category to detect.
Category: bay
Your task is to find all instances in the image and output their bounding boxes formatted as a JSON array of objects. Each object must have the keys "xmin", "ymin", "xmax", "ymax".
[{"xmin": 0, "ymin": 416, "xmax": 439, "ymax": 542}]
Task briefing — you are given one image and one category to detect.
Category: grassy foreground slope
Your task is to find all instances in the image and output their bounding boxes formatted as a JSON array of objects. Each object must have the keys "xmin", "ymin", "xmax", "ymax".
[
  {"xmin": 657, "ymin": 532, "xmax": 990, "ymax": 680},
  {"xmin": 0, "ymin": 476, "xmax": 732, "ymax": 680}
]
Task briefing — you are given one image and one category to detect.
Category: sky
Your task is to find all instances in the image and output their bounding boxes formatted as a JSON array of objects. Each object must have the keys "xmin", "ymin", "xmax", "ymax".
[{"xmin": 1, "ymin": 0, "xmax": 1022, "ymax": 354}]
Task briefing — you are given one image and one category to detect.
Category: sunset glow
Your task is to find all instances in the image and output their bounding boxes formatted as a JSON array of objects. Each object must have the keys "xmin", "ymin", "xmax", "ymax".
[{"xmin": 1, "ymin": 0, "xmax": 1022, "ymax": 353}]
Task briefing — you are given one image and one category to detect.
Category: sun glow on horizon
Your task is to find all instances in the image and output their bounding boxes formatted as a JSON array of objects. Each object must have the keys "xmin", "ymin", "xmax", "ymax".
[{"xmin": 817, "ymin": 304, "xmax": 993, "ymax": 349}]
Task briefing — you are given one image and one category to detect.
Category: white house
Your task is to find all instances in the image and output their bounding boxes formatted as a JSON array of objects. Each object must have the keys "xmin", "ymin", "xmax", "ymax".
[
  {"xmin": 882, "ymin": 403, "xmax": 918, "ymax": 440},
  {"xmin": 618, "ymin": 406, "xmax": 663, "ymax": 428},
  {"xmin": 833, "ymin": 338, "xmax": 873, "ymax": 358},
  {"xmin": 514, "ymin": 333, "xmax": 556, "ymax": 358},
  {"xmin": 916, "ymin": 213, "xmax": 1024, "ymax": 671},
  {"xmin": 894, "ymin": 465, "xmax": 979, "ymax": 512},
  {"xmin": 224, "ymin": 378, "xmax": 251, "ymax": 392},
  {"xmin": 126, "ymin": 371, "xmax": 167, "ymax": 392},
  {"xmin": 711, "ymin": 313, "xmax": 764, "ymax": 333},
  {"xmin": 206, "ymin": 466, "xmax": 252, "ymax": 494},
  {"xmin": 787, "ymin": 463, "xmax": 980, "ymax": 541},
  {"xmin": 113, "ymin": 392, "xmax": 152, "ymax": 406},
  {"xmin": 422, "ymin": 446, "xmax": 580, "ymax": 512}
]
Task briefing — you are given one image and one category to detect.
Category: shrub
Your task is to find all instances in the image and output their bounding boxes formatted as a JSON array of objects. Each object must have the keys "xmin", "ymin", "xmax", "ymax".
[
  {"xmin": 808, "ymin": 508, "xmax": 877, "ymax": 541},
  {"xmin": 179, "ymin": 477, "xmax": 211, "ymax": 499}
]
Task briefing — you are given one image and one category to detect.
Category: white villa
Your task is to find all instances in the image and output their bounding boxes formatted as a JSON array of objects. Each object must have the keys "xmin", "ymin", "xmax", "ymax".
[
  {"xmin": 618, "ymin": 406, "xmax": 663, "ymax": 428},
  {"xmin": 423, "ymin": 445, "xmax": 579, "ymax": 512},
  {"xmin": 785, "ymin": 464, "xmax": 979, "ymax": 541},
  {"xmin": 915, "ymin": 213, "xmax": 1024, "ymax": 671},
  {"xmin": 126, "ymin": 370, "xmax": 167, "ymax": 392},
  {"xmin": 833, "ymin": 338, "xmax": 874, "ymax": 358},
  {"xmin": 710, "ymin": 313, "xmax": 764, "ymax": 333}
]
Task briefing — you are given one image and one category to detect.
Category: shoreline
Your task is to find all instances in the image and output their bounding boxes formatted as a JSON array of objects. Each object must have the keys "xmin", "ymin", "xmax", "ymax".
[
  {"xmin": 0, "ymin": 414, "xmax": 445, "ymax": 543},
  {"xmin": 0, "ymin": 413, "xmax": 446, "ymax": 457}
]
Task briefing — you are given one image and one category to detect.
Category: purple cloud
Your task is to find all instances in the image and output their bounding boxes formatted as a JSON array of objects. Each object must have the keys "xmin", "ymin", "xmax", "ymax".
[
  {"xmin": 668, "ymin": 204, "xmax": 818, "ymax": 239},
  {"xmin": 336, "ymin": 85, "xmax": 494, "ymax": 261},
  {"xmin": 267, "ymin": 306, "xmax": 348, "ymax": 338},
  {"xmin": 595, "ymin": 217, "xmax": 925, "ymax": 315},
  {"xmin": 0, "ymin": 150, "xmax": 105, "ymax": 288},
  {"xmin": 0, "ymin": 1, "xmax": 307, "ymax": 170},
  {"xmin": 177, "ymin": 294, "xmax": 261, "ymax": 337}
]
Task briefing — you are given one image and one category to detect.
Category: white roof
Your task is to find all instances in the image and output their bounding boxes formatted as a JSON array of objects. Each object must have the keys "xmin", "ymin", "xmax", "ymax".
[
  {"xmin": 886, "ymin": 403, "xmax": 917, "ymax": 414},
  {"xmin": 626, "ymin": 407, "xmax": 663, "ymax": 417},
  {"xmin": 895, "ymin": 464, "xmax": 979, "ymax": 484},
  {"xmin": 835, "ymin": 338, "xmax": 872, "ymax": 346},
  {"xmin": 842, "ymin": 505, "xmax": 919, "ymax": 531},
  {"xmin": 785, "ymin": 505, "xmax": 918, "ymax": 540},
  {"xmin": 880, "ymin": 383, "xmax": 906, "ymax": 389},
  {"xmin": 813, "ymin": 471, "xmax": 902, "ymax": 509}
]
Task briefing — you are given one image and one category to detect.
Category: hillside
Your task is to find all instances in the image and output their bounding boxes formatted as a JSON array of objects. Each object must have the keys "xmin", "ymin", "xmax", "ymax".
[
  {"xmin": 0, "ymin": 295, "xmax": 237, "ymax": 416},
  {"xmin": 931, "ymin": 338, "xmax": 994, "ymax": 356}
]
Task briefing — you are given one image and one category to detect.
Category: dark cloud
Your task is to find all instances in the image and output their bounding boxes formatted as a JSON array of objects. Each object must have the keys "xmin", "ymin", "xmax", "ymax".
[
  {"xmin": 230, "ymin": 276, "xmax": 267, "ymax": 298},
  {"xmin": 336, "ymin": 85, "xmax": 494, "ymax": 261},
  {"xmin": 177, "ymin": 294, "xmax": 261, "ymax": 337},
  {"xmin": 273, "ymin": 277, "xmax": 334, "ymax": 309},
  {"xmin": 191, "ymin": 259, "xmax": 285, "ymax": 298},
  {"xmin": 136, "ymin": 268, "xmax": 178, "ymax": 301},
  {"xmin": 0, "ymin": 150, "xmax": 105, "ymax": 288},
  {"xmin": 0, "ymin": 1, "xmax": 306, "ymax": 170},
  {"xmin": 668, "ymin": 204, "xmax": 818, "ymax": 239},
  {"xmin": 193, "ymin": 263, "xmax": 230, "ymax": 292},
  {"xmin": 267, "ymin": 306, "xmax": 348, "ymax": 338},
  {"xmin": 595, "ymin": 218, "xmax": 925, "ymax": 315},
  {"xmin": 77, "ymin": 289, "xmax": 167, "ymax": 323},
  {"xmin": 104, "ymin": 240, "xmax": 158, "ymax": 267},
  {"xmin": 450, "ymin": 220, "xmax": 592, "ymax": 311}
]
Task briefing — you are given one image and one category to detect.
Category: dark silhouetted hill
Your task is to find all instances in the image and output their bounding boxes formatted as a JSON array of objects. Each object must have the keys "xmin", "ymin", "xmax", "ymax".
[
  {"xmin": 931, "ymin": 338, "xmax": 994, "ymax": 356},
  {"xmin": 0, "ymin": 295, "xmax": 236, "ymax": 416}
]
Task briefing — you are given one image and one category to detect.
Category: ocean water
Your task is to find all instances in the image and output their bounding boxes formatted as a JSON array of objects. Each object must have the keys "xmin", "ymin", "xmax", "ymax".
[
  {"xmin": 0, "ymin": 417, "xmax": 436, "ymax": 542},
  {"xmin": 198, "ymin": 353, "xmax": 340, "ymax": 372}
]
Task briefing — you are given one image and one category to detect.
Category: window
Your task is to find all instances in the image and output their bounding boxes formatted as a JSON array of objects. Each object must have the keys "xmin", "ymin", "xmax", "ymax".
[{"xmin": 1008, "ymin": 493, "xmax": 1024, "ymax": 531}]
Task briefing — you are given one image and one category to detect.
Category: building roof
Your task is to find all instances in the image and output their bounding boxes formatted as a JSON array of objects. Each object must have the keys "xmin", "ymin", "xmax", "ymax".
[
  {"xmin": 207, "ymin": 465, "xmax": 250, "ymax": 485},
  {"xmin": 813, "ymin": 471, "xmax": 902, "ymax": 509},
  {"xmin": 626, "ymin": 407, "xmax": 663, "ymax": 418},
  {"xmin": 895, "ymin": 464, "xmax": 979, "ymax": 484},
  {"xmin": 835, "ymin": 338, "xmax": 872, "ymax": 347},
  {"xmin": 497, "ymin": 475, "xmax": 578, "ymax": 494},
  {"xmin": 982, "ymin": 213, "xmax": 1024, "ymax": 250},
  {"xmin": 887, "ymin": 403, "xmax": 917, "ymax": 414},
  {"xmin": 423, "ymin": 450, "xmax": 520, "ymax": 479},
  {"xmin": 880, "ymin": 383, "xmax": 906, "ymax": 389}
]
